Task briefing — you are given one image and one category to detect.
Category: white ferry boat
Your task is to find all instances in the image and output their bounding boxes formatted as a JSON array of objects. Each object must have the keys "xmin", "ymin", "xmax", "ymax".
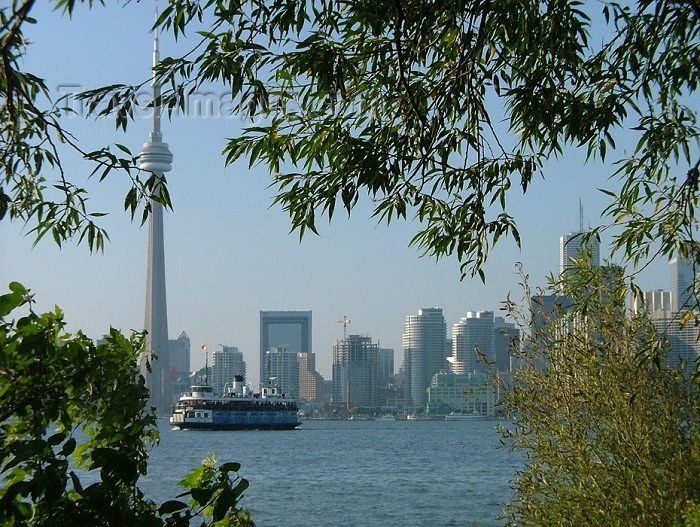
[{"xmin": 170, "ymin": 375, "xmax": 300, "ymax": 430}]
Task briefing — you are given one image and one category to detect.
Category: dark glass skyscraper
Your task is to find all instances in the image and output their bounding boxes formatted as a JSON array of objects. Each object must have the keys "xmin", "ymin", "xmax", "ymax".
[{"xmin": 259, "ymin": 311, "xmax": 311, "ymax": 387}]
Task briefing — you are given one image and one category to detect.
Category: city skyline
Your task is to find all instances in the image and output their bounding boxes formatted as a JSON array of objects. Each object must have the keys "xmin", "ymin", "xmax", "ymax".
[{"xmin": 0, "ymin": 2, "xmax": 670, "ymax": 384}]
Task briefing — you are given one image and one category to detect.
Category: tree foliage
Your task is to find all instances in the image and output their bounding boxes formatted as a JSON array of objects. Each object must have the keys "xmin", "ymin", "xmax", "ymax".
[
  {"xmin": 124, "ymin": 0, "xmax": 698, "ymax": 280},
  {"xmin": 3, "ymin": 1, "xmax": 699, "ymax": 276},
  {"xmin": 0, "ymin": 0, "xmax": 171, "ymax": 253},
  {"xmin": 499, "ymin": 261, "xmax": 700, "ymax": 527},
  {"xmin": 0, "ymin": 283, "xmax": 255, "ymax": 527}
]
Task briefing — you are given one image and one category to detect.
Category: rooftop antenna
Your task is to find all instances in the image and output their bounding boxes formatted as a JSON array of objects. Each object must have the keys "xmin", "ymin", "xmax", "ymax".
[{"xmin": 579, "ymin": 198, "xmax": 584, "ymax": 233}]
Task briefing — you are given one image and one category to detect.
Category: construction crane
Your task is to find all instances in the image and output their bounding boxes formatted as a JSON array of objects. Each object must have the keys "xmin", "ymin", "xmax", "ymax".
[{"xmin": 336, "ymin": 315, "xmax": 351, "ymax": 341}]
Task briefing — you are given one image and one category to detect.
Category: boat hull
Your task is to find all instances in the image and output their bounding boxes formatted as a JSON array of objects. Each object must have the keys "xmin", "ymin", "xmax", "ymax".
[{"xmin": 171, "ymin": 421, "xmax": 300, "ymax": 431}]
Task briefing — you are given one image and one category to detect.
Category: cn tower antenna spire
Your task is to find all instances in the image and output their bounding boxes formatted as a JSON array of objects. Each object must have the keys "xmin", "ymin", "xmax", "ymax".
[{"xmin": 150, "ymin": 7, "xmax": 163, "ymax": 143}]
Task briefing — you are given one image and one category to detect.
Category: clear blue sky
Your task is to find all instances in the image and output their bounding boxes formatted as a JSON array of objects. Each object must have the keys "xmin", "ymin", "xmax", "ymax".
[{"xmin": 0, "ymin": 1, "xmax": 671, "ymax": 382}]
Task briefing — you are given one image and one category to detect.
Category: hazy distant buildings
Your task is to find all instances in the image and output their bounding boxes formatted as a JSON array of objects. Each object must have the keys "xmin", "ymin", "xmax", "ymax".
[
  {"xmin": 210, "ymin": 345, "xmax": 247, "ymax": 395},
  {"xmin": 426, "ymin": 372, "xmax": 498, "ymax": 416},
  {"xmin": 169, "ymin": 331, "xmax": 191, "ymax": 378},
  {"xmin": 670, "ymin": 251, "xmax": 697, "ymax": 311},
  {"xmin": 449, "ymin": 311, "xmax": 495, "ymax": 375},
  {"xmin": 560, "ymin": 231, "xmax": 600, "ymax": 277},
  {"xmin": 375, "ymin": 347, "xmax": 400, "ymax": 412},
  {"xmin": 298, "ymin": 352, "xmax": 326, "ymax": 402},
  {"xmin": 559, "ymin": 202, "xmax": 600, "ymax": 278},
  {"xmin": 530, "ymin": 294, "xmax": 573, "ymax": 332},
  {"xmin": 377, "ymin": 347, "xmax": 395, "ymax": 380},
  {"xmin": 332, "ymin": 334, "xmax": 379, "ymax": 410},
  {"xmin": 632, "ymin": 253, "xmax": 700, "ymax": 379},
  {"xmin": 259, "ymin": 311, "xmax": 312, "ymax": 387},
  {"xmin": 632, "ymin": 290, "xmax": 699, "ymax": 379},
  {"xmin": 423, "ymin": 313, "xmax": 517, "ymax": 416},
  {"xmin": 494, "ymin": 316, "xmax": 520, "ymax": 372},
  {"xmin": 631, "ymin": 289, "xmax": 672, "ymax": 313},
  {"xmin": 169, "ymin": 331, "xmax": 191, "ymax": 399},
  {"xmin": 402, "ymin": 308, "xmax": 448, "ymax": 413},
  {"xmin": 264, "ymin": 346, "xmax": 300, "ymax": 398}
]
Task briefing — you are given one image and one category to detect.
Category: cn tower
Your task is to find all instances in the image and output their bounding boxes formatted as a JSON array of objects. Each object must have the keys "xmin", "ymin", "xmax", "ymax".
[{"xmin": 140, "ymin": 25, "xmax": 173, "ymax": 416}]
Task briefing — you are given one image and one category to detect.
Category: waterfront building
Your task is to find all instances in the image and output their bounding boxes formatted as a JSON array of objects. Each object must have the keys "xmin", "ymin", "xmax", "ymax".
[
  {"xmin": 402, "ymin": 308, "xmax": 449, "ymax": 413},
  {"xmin": 170, "ymin": 331, "xmax": 191, "ymax": 399},
  {"xmin": 449, "ymin": 311, "xmax": 495, "ymax": 375},
  {"xmin": 332, "ymin": 334, "xmax": 379, "ymax": 410},
  {"xmin": 210, "ymin": 345, "xmax": 247, "ymax": 395},
  {"xmin": 259, "ymin": 311, "xmax": 312, "ymax": 387},
  {"xmin": 140, "ymin": 29, "xmax": 174, "ymax": 416},
  {"xmin": 264, "ymin": 346, "xmax": 300, "ymax": 398},
  {"xmin": 425, "ymin": 371, "xmax": 498, "ymax": 417}
]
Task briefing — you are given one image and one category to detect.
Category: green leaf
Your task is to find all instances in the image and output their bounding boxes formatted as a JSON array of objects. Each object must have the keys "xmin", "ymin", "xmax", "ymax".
[
  {"xmin": 158, "ymin": 500, "xmax": 188, "ymax": 515},
  {"xmin": 219, "ymin": 462, "xmax": 241, "ymax": 473},
  {"xmin": 0, "ymin": 283, "xmax": 26, "ymax": 317},
  {"xmin": 190, "ymin": 487, "xmax": 215, "ymax": 505}
]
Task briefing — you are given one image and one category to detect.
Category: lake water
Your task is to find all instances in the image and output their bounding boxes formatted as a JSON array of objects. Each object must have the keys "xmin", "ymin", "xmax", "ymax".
[{"xmin": 139, "ymin": 418, "xmax": 521, "ymax": 527}]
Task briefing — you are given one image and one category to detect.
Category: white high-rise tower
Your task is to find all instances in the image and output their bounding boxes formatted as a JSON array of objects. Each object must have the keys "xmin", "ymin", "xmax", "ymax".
[
  {"xmin": 449, "ymin": 311, "xmax": 495, "ymax": 375},
  {"xmin": 559, "ymin": 199, "xmax": 600, "ymax": 276},
  {"xmin": 670, "ymin": 251, "xmax": 697, "ymax": 312},
  {"xmin": 140, "ymin": 25, "xmax": 173, "ymax": 416},
  {"xmin": 402, "ymin": 308, "xmax": 448, "ymax": 412}
]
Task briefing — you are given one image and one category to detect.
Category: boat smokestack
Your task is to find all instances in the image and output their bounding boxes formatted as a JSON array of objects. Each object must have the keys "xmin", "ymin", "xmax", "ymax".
[{"xmin": 233, "ymin": 375, "xmax": 245, "ymax": 395}]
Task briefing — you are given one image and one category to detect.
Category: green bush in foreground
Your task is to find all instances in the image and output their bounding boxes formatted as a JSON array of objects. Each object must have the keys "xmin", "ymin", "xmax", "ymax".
[
  {"xmin": 500, "ymin": 262, "xmax": 700, "ymax": 527},
  {"xmin": 0, "ymin": 282, "xmax": 254, "ymax": 527}
]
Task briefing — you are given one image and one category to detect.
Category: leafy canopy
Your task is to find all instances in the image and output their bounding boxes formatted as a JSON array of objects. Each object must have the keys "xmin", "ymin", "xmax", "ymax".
[
  {"xmin": 500, "ymin": 260, "xmax": 700, "ymax": 527},
  {"xmin": 0, "ymin": 283, "xmax": 255, "ymax": 526},
  {"xmin": 144, "ymin": 0, "xmax": 697, "ymax": 279},
  {"xmin": 2, "ymin": 1, "xmax": 698, "ymax": 278},
  {"xmin": 0, "ymin": 0, "xmax": 171, "ymax": 253}
]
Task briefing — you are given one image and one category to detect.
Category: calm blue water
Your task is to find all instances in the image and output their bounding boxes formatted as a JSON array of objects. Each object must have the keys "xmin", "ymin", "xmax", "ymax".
[{"xmin": 139, "ymin": 419, "xmax": 520, "ymax": 527}]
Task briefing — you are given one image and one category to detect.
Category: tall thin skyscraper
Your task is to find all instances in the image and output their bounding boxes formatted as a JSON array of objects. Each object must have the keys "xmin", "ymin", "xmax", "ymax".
[
  {"xmin": 670, "ymin": 251, "xmax": 697, "ymax": 312},
  {"xmin": 140, "ymin": 27, "xmax": 173, "ymax": 416},
  {"xmin": 560, "ymin": 200, "xmax": 600, "ymax": 276},
  {"xmin": 402, "ymin": 308, "xmax": 448, "ymax": 413}
]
